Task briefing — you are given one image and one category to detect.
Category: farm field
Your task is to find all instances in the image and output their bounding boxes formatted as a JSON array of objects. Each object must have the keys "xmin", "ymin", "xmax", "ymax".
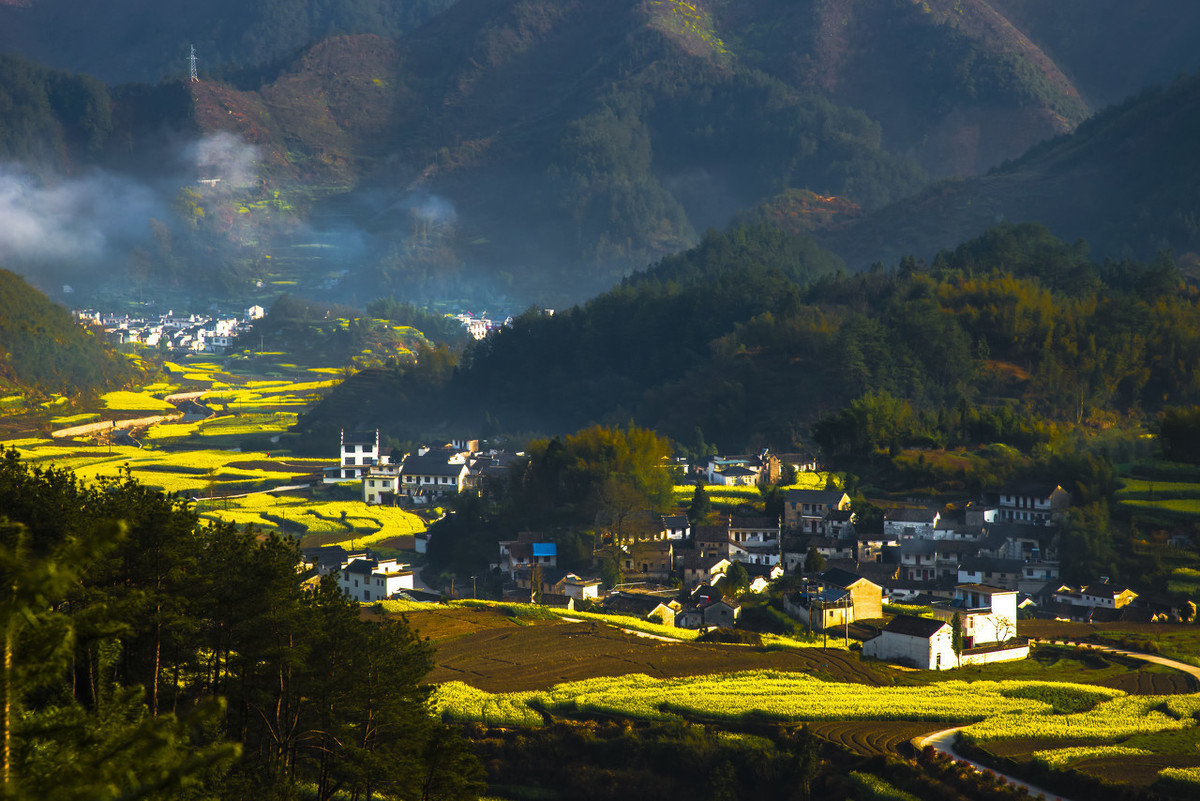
[
  {"xmin": 1115, "ymin": 460, "xmax": 1200, "ymax": 518},
  {"xmin": 670, "ymin": 470, "xmax": 834, "ymax": 510},
  {"xmin": 1020, "ymin": 619, "xmax": 1200, "ymax": 669},
  {"xmin": 3, "ymin": 355, "xmax": 429, "ymax": 551}
]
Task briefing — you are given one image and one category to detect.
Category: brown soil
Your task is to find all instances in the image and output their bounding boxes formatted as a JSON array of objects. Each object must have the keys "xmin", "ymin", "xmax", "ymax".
[
  {"xmin": 413, "ymin": 610, "xmax": 888, "ymax": 693},
  {"xmin": 806, "ymin": 720, "xmax": 935, "ymax": 757}
]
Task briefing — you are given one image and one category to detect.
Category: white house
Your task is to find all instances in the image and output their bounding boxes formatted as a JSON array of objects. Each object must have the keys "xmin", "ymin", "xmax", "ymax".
[
  {"xmin": 863, "ymin": 615, "xmax": 957, "ymax": 671},
  {"xmin": 399, "ymin": 450, "xmax": 470, "ymax": 500},
  {"xmin": 883, "ymin": 507, "xmax": 940, "ymax": 540},
  {"xmin": 362, "ymin": 465, "xmax": 402, "ymax": 504},
  {"xmin": 990, "ymin": 482, "xmax": 1071, "ymax": 525},
  {"xmin": 330, "ymin": 429, "xmax": 388, "ymax": 482},
  {"xmin": 932, "ymin": 584, "xmax": 1019, "ymax": 648},
  {"xmin": 338, "ymin": 557, "xmax": 414, "ymax": 603}
]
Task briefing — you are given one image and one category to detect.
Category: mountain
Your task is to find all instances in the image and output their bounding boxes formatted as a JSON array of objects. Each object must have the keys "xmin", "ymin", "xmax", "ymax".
[
  {"xmin": 988, "ymin": 0, "xmax": 1200, "ymax": 108},
  {"xmin": 3, "ymin": 0, "xmax": 1198, "ymax": 308},
  {"xmin": 818, "ymin": 72, "xmax": 1200, "ymax": 273},
  {"xmin": 0, "ymin": 0, "xmax": 459, "ymax": 85},
  {"xmin": 296, "ymin": 221, "xmax": 1200, "ymax": 454},
  {"xmin": 0, "ymin": 268, "xmax": 140, "ymax": 397}
]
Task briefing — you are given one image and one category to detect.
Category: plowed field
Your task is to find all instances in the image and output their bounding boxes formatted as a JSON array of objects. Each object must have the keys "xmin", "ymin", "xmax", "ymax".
[
  {"xmin": 805, "ymin": 720, "xmax": 934, "ymax": 757},
  {"xmin": 412, "ymin": 608, "xmax": 887, "ymax": 692}
]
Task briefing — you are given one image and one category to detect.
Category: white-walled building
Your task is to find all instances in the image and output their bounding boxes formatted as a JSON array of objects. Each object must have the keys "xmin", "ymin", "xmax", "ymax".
[
  {"xmin": 338, "ymin": 557, "xmax": 414, "ymax": 603},
  {"xmin": 863, "ymin": 615, "xmax": 956, "ymax": 671}
]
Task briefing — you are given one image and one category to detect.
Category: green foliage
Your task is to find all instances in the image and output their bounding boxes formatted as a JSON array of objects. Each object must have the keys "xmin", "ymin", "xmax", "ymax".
[
  {"xmin": 1159, "ymin": 406, "xmax": 1200, "ymax": 464},
  {"xmin": 0, "ymin": 447, "xmax": 482, "ymax": 800},
  {"xmin": 687, "ymin": 483, "xmax": 713, "ymax": 525},
  {"xmin": 0, "ymin": 269, "xmax": 140, "ymax": 398},
  {"xmin": 0, "ymin": 54, "xmax": 112, "ymax": 163}
]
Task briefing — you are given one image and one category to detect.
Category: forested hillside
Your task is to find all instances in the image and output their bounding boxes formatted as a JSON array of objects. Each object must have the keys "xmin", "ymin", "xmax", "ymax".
[
  {"xmin": 0, "ymin": 54, "xmax": 113, "ymax": 166},
  {"xmin": 6, "ymin": 0, "xmax": 1188, "ymax": 306},
  {"xmin": 299, "ymin": 223, "xmax": 1200, "ymax": 455},
  {"xmin": 0, "ymin": 0, "xmax": 458, "ymax": 84},
  {"xmin": 821, "ymin": 71, "xmax": 1200, "ymax": 273},
  {"xmin": 0, "ymin": 268, "xmax": 140, "ymax": 397}
]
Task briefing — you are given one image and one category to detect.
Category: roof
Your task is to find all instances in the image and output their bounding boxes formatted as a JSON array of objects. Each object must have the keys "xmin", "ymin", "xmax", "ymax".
[
  {"xmin": 603, "ymin": 592, "xmax": 675, "ymax": 616},
  {"xmin": 900, "ymin": 539, "xmax": 938, "ymax": 555},
  {"xmin": 956, "ymin": 583, "xmax": 1016, "ymax": 595},
  {"xmin": 997, "ymin": 481, "xmax": 1066, "ymax": 498},
  {"xmin": 729, "ymin": 515, "xmax": 779, "ymax": 529},
  {"xmin": 401, "ymin": 454, "xmax": 469, "ymax": 476},
  {"xmin": 342, "ymin": 430, "xmax": 378, "ymax": 445},
  {"xmin": 821, "ymin": 567, "xmax": 877, "ymax": 591},
  {"xmin": 1082, "ymin": 583, "xmax": 1135, "ymax": 598},
  {"xmin": 884, "ymin": 614, "xmax": 949, "ymax": 638},
  {"xmin": 718, "ymin": 466, "xmax": 757, "ymax": 477},
  {"xmin": 693, "ymin": 525, "xmax": 731, "ymax": 543},
  {"xmin": 885, "ymin": 507, "xmax": 939, "ymax": 523},
  {"xmin": 785, "ymin": 489, "xmax": 848, "ymax": 504},
  {"xmin": 959, "ymin": 556, "xmax": 1025, "ymax": 574}
]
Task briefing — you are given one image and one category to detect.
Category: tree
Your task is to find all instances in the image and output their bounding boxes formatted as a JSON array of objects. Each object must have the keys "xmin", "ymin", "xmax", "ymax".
[
  {"xmin": 792, "ymin": 724, "xmax": 820, "ymax": 801},
  {"xmin": 992, "ymin": 614, "xmax": 1015, "ymax": 644},
  {"xmin": 719, "ymin": 561, "xmax": 750, "ymax": 597},
  {"xmin": 804, "ymin": 547, "xmax": 825, "ymax": 575},
  {"xmin": 688, "ymin": 484, "xmax": 713, "ymax": 525},
  {"xmin": 951, "ymin": 612, "xmax": 964, "ymax": 664}
]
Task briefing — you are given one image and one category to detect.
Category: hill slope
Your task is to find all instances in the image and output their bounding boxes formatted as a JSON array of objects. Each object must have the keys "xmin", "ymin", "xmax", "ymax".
[
  {"xmin": 0, "ymin": 268, "xmax": 139, "ymax": 397},
  {"xmin": 820, "ymin": 73, "xmax": 1200, "ymax": 272},
  {"xmin": 0, "ymin": 0, "xmax": 1160, "ymax": 307}
]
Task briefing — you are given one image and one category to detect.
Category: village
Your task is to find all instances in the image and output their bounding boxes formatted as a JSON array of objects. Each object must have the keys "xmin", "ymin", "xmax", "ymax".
[
  {"xmin": 300, "ymin": 429, "xmax": 1149, "ymax": 672},
  {"xmin": 69, "ymin": 304, "xmax": 520, "ymax": 352}
]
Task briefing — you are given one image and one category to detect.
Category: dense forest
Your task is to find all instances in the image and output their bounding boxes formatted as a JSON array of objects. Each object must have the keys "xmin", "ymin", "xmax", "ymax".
[
  {"xmin": 299, "ymin": 222, "xmax": 1200, "ymax": 456},
  {"xmin": 0, "ymin": 268, "xmax": 141, "ymax": 398},
  {"xmin": 0, "ymin": 449, "xmax": 483, "ymax": 800},
  {"xmin": 8, "ymin": 0, "xmax": 1197, "ymax": 307},
  {"xmin": 0, "ymin": 0, "xmax": 458, "ymax": 85},
  {"xmin": 0, "ymin": 55, "xmax": 113, "ymax": 166}
]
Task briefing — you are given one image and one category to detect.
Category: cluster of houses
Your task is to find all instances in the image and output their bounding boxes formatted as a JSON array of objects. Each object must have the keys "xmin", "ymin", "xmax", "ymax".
[
  {"xmin": 316, "ymin": 437, "xmax": 1151, "ymax": 671},
  {"xmin": 73, "ymin": 306, "xmax": 266, "ymax": 352},
  {"xmin": 326, "ymin": 430, "xmax": 519, "ymax": 505}
]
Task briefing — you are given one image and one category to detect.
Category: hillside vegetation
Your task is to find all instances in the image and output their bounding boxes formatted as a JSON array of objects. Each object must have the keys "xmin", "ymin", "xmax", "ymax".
[
  {"xmin": 0, "ymin": 268, "xmax": 140, "ymax": 398},
  {"xmin": 4, "ymin": 0, "xmax": 1176, "ymax": 307},
  {"xmin": 298, "ymin": 222, "xmax": 1200, "ymax": 456},
  {"xmin": 821, "ymin": 71, "xmax": 1200, "ymax": 273}
]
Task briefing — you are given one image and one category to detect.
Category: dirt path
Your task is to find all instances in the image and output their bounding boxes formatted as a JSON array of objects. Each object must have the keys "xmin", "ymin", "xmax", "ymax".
[
  {"xmin": 1032, "ymin": 638, "xmax": 1200, "ymax": 683},
  {"xmin": 918, "ymin": 727, "xmax": 1072, "ymax": 801},
  {"xmin": 915, "ymin": 640, "xmax": 1200, "ymax": 800}
]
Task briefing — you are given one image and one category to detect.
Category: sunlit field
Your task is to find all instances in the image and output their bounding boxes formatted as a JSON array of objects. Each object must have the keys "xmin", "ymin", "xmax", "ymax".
[{"xmin": 4, "ymin": 355, "xmax": 421, "ymax": 549}]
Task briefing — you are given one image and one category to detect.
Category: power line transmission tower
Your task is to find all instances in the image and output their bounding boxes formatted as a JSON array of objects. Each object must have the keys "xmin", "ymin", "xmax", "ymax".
[{"xmin": 189, "ymin": 45, "xmax": 199, "ymax": 82}]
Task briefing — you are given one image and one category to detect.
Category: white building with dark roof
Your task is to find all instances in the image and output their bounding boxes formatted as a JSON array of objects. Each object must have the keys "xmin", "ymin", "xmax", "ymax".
[{"xmin": 863, "ymin": 615, "xmax": 956, "ymax": 671}]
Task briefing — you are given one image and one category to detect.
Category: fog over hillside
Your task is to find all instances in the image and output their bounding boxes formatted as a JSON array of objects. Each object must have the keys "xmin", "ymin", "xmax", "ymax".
[{"xmin": 0, "ymin": 0, "xmax": 1198, "ymax": 310}]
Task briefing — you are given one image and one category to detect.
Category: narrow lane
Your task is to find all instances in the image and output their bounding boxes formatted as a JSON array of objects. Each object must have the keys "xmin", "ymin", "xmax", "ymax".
[{"xmin": 916, "ymin": 639, "xmax": 1200, "ymax": 801}]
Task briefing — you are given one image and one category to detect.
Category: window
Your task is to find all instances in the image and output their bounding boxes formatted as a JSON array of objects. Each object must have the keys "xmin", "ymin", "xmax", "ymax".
[{"xmin": 364, "ymin": 591, "xmax": 371, "ymax": 600}]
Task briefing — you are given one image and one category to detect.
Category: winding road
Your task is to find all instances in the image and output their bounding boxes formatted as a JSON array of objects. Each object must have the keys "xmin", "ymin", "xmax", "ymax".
[{"xmin": 915, "ymin": 640, "xmax": 1200, "ymax": 801}]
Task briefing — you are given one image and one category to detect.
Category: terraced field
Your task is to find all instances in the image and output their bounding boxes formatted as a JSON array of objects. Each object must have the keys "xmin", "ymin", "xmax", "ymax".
[
  {"xmin": 424, "ymin": 618, "xmax": 883, "ymax": 692},
  {"xmin": 805, "ymin": 720, "xmax": 935, "ymax": 757}
]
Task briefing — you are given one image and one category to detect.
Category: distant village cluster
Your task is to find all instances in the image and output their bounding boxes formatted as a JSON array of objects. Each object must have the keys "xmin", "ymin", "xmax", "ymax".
[
  {"xmin": 302, "ymin": 433, "xmax": 1149, "ymax": 671},
  {"xmin": 73, "ymin": 306, "xmax": 266, "ymax": 352}
]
